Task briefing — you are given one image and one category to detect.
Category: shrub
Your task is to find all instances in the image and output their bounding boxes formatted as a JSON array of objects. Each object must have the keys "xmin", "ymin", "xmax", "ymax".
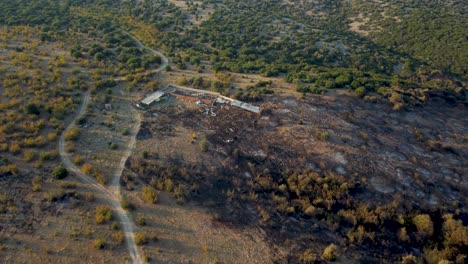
[
  {"xmin": 135, "ymin": 232, "xmax": 148, "ymax": 245},
  {"xmin": 355, "ymin": 87, "xmax": 366, "ymax": 98},
  {"xmin": 0, "ymin": 164, "xmax": 19, "ymax": 176},
  {"xmin": 413, "ymin": 214, "xmax": 434, "ymax": 239},
  {"xmin": 8, "ymin": 142, "xmax": 21, "ymax": 155},
  {"xmin": 82, "ymin": 163, "xmax": 105, "ymax": 184},
  {"xmin": 0, "ymin": 143, "xmax": 8, "ymax": 152},
  {"xmin": 398, "ymin": 227, "xmax": 410, "ymax": 242},
  {"xmin": 112, "ymin": 232, "xmax": 124, "ymax": 245},
  {"xmin": 109, "ymin": 142, "xmax": 118, "ymax": 150},
  {"xmin": 59, "ymin": 181, "xmax": 77, "ymax": 189},
  {"xmin": 321, "ymin": 243, "xmax": 337, "ymax": 261},
  {"xmin": 300, "ymin": 249, "xmax": 317, "ymax": 263},
  {"xmin": 93, "ymin": 239, "xmax": 106, "ymax": 250},
  {"xmin": 23, "ymin": 149, "xmax": 35, "ymax": 162},
  {"xmin": 85, "ymin": 192, "xmax": 95, "ymax": 202},
  {"xmin": 76, "ymin": 117, "xmax": 87, "ymax": 126},
  {"xmin": 73, "ymin": 155, "xmax": 84, "ymax": 165},
  {"xmin": 442, "ymin": 214, "xmax": 468, "ymax": 246},
  {"xmin": 44, "ymin": 190, "xmax": 64, "ymax": 202},
  {"xmin": 32, "ymin": 175, "xmax": 42, "ymax": 192},
  {"xmin": 316, "ymin": 131, "xmax": 330, "ymax": 141},
  {"xmin": 96, "ymin": 79, "xmax": 117, "ymax": 90},
  {"xmin": 121, "ymin": 197, "xmax": 135, "ymax": 211},
  {"xmin": 39, "ymin": 150, "xmax": 58, "ymax": 161},
  {"xmin": 347, "ymin": 226, "xmax": 375, "ymax": 244},
  {"xmin": 401, "ymin": 254, "xmax": 418, "ymax": 264},
  {"xmin": 52, "ymin": 165, "xmax": 68, "ymax": 180},
  {"xmin": 138, "ymin": 215, "xmax": 146, "ymax": 226},
  {"xmin": 47, "ymin": 132, "xmax": 58, "ymax": 141},
  {"xmin": 64, "ymin": 128, "xmax": 80, "ymax": 141},
  {"xmin": 95, "ymin": 205, "xmax": 112, "ymax": 224},
  {"xmin": 142, "ymin": 186, "xmax": 158, "ymax": 204},
  {"xmin": 199, "ymin": 139, "xmax": 208, "ymax": 152},
  {"xmin": 23, "ymin": 103, "xmax": 40, "ymax": 115},
  {"xmin": 148, "ymin": 231, "xmax": 158, "ymax": 242}
]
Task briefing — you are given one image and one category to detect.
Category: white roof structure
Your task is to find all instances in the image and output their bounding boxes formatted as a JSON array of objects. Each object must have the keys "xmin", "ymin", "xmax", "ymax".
[
  {"xmin": 230, "ymin": 100, "xmax": 260, "ymax": 113},
  {"xmin": 141, "ymin": 91, "xmax": 165, "ymax": 105}
]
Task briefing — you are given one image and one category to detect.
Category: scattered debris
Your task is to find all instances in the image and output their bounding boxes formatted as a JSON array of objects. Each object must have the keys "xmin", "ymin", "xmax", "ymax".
[{"xmin": 137, "ymin": 84, "xmax": 261, "ymax": 113}]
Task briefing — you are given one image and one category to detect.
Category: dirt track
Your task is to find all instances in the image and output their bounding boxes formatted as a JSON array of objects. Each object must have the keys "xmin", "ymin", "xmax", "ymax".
[
  {"xmin": 114, "ymin": 29, "xmax": 168, "ymax": 81},
  {"xmin": 59, "ymin": 30, "xmax": 169, "ymax": 264},
  {"xmin": 59, "ymin": 90, "xmax": 143, "ymax": 263}
]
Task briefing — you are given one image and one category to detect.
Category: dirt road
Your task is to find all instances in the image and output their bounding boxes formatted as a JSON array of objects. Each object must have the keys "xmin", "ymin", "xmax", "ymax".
[
  {"xmin": 59, "ymin": 91, "xmax": 143, "ymax": 263},
  {"xmin": 59, "ymin": 31, "xmax": 168, "ymax": 264},
  {"xmin": 114, "ymin": 29, "xmax": 169, "ymax": 81}
]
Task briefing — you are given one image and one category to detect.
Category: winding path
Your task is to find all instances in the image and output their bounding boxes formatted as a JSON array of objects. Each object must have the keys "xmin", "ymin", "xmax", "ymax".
[{"xmin": 59, "ymin": 30, "xmax": 169, "ymax": 264}]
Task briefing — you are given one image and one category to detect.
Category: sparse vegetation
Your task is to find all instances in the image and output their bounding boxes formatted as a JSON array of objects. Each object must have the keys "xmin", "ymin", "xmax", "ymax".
[
  {"xmin": 135, "ymin": 232, "xmax": 148, "ymax": 245},
  {"xmin": 95, "ymin": 205, "xmax": 112, "ymax": 224},
  {"xmin": 199, "ymin": 139, "xmax": 208, "ymax": 152},
  {"xmin": 0, "ymin": 0, "xmax": 466, "ymax": 262},
  {"xmin": 142, "ymin": 185, "xmax": 158, "ymax": 204},
  {"xmin": 64, "ymin": 128, "xmax": 80, "ymax": 141}
]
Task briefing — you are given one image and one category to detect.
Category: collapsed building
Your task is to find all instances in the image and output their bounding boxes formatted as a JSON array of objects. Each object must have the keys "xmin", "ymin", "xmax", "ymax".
[{"xmin": 138, "ymin": 84, "xmax": 260, "ymax": 114}]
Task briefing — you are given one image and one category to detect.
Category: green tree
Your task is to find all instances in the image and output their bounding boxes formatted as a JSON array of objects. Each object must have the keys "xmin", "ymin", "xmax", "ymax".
[{"xmin": 52, "ymin": 165, "xmax": 68, "ymax": 180}]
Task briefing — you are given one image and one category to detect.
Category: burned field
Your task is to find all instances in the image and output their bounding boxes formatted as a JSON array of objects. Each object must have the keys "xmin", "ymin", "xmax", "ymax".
[{"xmin": 123, "ymin": 90, "xmax": 467, "ymax": 263}]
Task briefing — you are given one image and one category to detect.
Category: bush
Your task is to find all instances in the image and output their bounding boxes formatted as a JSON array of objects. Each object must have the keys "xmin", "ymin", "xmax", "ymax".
[
  {"xmin": 23, "ymin": 103, "xmax": 40, "ymax": 115},
  {"xmin": 142, "ymin": 186, "xmax": 158, "ymax": 204},
  {"xmin": 413, "ymin": 214, "xmax": 434, "ymax": 239},
  {"xmin": 401, "ymin": 254, "xmax": 418, "ymax": 264},
  {"xmin": 398, "ymin": 227, "xmax": 410, "ymax": 242},
  {"xmin": 73, "ymin": 155, "xmax": 84, "ymax": 165},
  {"xmin": 300, "ymin": 249, "xmax": 317, "ymax": 263},
  {"xmin": 44, "ymin": 190, "xmax": 64, "ymax": 202},
  {"xmin": 85, "ymin": 192, "xmax": 95, "ymax": 202},
  {"xmin": 442, "ymin": 214, "xmax": 468, "ymax": 246},
  {"xmin": 52, "ymin": 165, "xmax": 68, "ymax": 180},
  {"xmin": 138, "ymin": 215, "xmax": 146, "ymax": 226},
  {"xmin": 47, "ymin": 132, "xmax": 58, "ymax": 141},
  {"xmin": 96, "ymin": 79, "xmax": 117, "ymax": 90},
  {"xmin": 95, "ymin": 205, "xmax": 112, "ymax": 224},
  {"xmin": 64, "ymin": 128, "xmax": 80, "ymax": 141},
  {"xmin": 23, "ymin": 149, "xmax": 35, "ymax": 162},
  {"xmin": 112, "ymin": 232, "xmax": 124, "ymax": 245},
  {"xmin": 8, "ymin": 142, "xmax": 21, "ymax": 155},
  {"xmin": 109, "ymin": 142, "xmax": 118, "ymax": 150},
  {"xmin": 321, "ymin": 243, "xmax": 337, "ymax": 261},
  {"xmin": 199, "ymin": 139, "xmax": 208, "ymax": 152},
  {"xmin": 32, "ymin": 175, "xmax": 42, "ymax": 192},
  {"xmin": 82, "ymin": 163, "xmax": 105, "ymax": 184},
  {"xmin": 316, "ymin": 131, "xmax": 330, "ymax": 141},
  {"xmin": 121, "ymin": 197, "xmax": 135, "ymax": 211},
  {"xmin": 59, "ymin": 181, "xmax": 77, "ymax": 189},
  {"xmin": 93, "ymin": 239, "xmax": 106, "ymax": 250},
  {"xmin": 135, "ymin": 232, "xmax": 148, "ymax": 245},
  {"xmin": 355, "ymin": 87, "xmax": 366, "ymax": 98}
]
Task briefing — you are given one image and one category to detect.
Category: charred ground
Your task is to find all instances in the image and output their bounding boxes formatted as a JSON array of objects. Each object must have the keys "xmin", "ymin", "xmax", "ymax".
[{"xmin": 123, "ymin": 91, "xmax": 467, "ymax": 263}]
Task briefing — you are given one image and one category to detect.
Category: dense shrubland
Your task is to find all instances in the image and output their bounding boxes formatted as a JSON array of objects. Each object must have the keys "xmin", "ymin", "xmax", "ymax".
[{"xmin": 1, "ymin": 0, "xmax": 465, "ymax": 106}]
